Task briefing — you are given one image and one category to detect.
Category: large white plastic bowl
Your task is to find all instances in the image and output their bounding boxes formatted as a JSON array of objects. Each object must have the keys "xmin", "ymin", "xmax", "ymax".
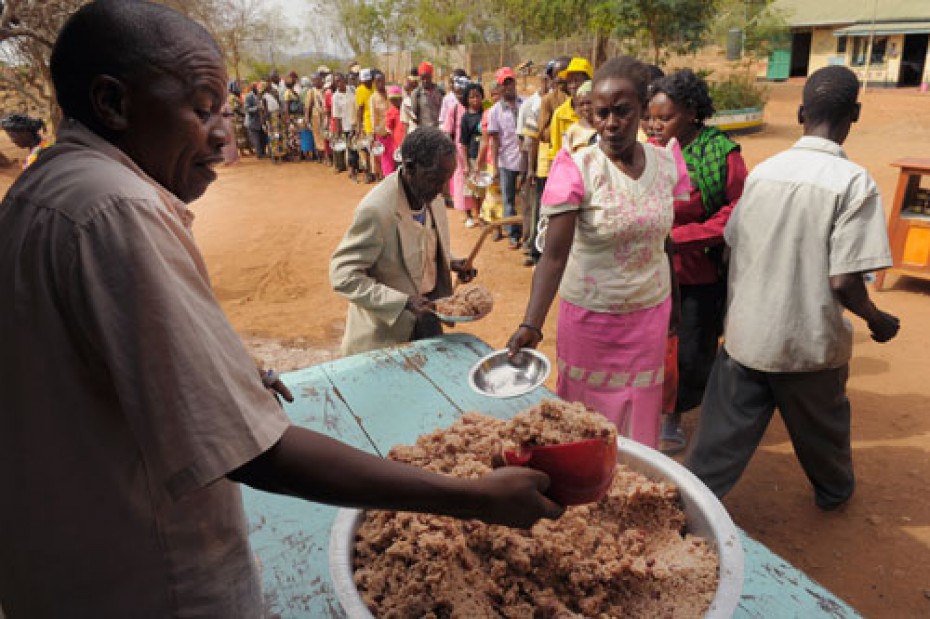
[{"xmin": 330, "ymin": 436, "xmax": 744, "ymax": 618}]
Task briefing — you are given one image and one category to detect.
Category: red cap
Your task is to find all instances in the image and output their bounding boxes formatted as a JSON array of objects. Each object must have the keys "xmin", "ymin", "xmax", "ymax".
[
  {"xmin": 418, "ymin": 61, "xmax": 434, "ymax": 76},
  {"xmin": 495, "ymin": 66, "xmax": 516, "ymax": 85}
]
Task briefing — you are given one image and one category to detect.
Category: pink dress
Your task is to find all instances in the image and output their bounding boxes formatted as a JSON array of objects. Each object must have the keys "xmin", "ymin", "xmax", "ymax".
[{"xmin": 443, "ymin": 100, "xmax": 467, "ymax": 211}]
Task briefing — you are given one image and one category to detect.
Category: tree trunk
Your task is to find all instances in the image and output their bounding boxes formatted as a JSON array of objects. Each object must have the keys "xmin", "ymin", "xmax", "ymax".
[{"xmin": 593, "ymin": 33, "xmax": 609, "ymax": 69}]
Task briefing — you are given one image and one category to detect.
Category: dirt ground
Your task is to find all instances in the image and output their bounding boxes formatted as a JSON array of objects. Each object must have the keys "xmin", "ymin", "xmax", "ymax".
[{"xmin": 4, "ymin": 81, "xmax": 928, "ymax": 615}]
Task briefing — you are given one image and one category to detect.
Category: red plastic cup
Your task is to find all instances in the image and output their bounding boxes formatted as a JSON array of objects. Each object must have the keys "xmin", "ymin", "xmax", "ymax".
[{"xmin": 504, "ymin": 438, "xmax": 618, "ymax": 506}]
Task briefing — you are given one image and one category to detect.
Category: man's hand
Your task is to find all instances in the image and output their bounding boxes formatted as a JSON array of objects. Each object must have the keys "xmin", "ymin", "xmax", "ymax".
[
  {"xmin": 450, "ymin": 258, "xmax": 477, "ymax": 284},
  {"xmin": 405, "ymin": 295, "xmax": 435, "ymax": 316},
  {"xmin": 469, "ymin": 467, "xmax": 564, "ymax": 528},
  {"xmin": 260, "ymin": 369, "xmax": 294, "ymax": 406},
  {"xmin": 868, "ymin": 309, "xmax": 900, "ymax": 343}
]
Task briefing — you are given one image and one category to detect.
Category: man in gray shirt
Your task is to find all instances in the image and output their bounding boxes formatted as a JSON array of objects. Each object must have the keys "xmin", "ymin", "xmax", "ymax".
[{"xmin": 685, "ymin": 66, "xmax": 900, "ymax": 511}]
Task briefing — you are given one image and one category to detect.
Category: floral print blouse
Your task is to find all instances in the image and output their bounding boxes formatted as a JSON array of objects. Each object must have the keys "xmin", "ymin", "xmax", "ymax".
[{"xmin": 538, "ymin": 143, "xmax": 677, "ymax": 314}]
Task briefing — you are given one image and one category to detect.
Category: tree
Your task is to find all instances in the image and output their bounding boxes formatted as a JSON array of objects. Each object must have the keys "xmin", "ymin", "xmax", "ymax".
[
  {"xmin": 0, "ymin": 0, "xmax": 84, "ymax": 124},
  {"xmin": 312, "ymin": 0, "xmax": 385, "ymax": 66},
  {"xmin": 615, "ymin": 0, "xmax": 718, "ymax": 66},
  {"xmin": 161, "ymin": 0, "xmax": 296, "ymax": 79}
]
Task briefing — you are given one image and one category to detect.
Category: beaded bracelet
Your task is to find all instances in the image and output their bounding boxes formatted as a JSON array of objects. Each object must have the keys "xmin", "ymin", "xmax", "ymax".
[{"xmin": 519, "ymin": 323, "xmax": 544, "ymax": 340}]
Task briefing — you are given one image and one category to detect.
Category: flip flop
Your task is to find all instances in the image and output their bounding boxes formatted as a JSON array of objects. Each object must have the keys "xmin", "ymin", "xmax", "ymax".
[{"xmin": 659, "ymin": 419, "xmax": 687, "ymax": 455}]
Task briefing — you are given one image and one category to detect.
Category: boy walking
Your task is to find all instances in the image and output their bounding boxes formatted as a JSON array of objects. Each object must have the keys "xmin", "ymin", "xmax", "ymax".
[{"xmin": 685, "ymin": 66, "xmax": 900, "ymax": 510}]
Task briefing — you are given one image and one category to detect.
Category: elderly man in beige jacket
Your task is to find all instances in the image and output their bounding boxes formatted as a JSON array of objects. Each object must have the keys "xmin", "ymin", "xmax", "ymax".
[{"xmin": 331, "ymin": 127, "xmax": 476, "ymax": 355}]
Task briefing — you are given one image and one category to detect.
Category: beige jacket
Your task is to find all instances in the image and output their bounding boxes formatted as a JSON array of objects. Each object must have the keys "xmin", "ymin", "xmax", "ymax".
[{"xmin": 330, "ymin": 172, "xmax": 454, "ymax": 355}]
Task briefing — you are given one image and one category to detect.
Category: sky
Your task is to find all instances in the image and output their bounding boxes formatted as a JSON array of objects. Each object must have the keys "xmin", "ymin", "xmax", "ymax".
[{"xmin": 265, "ymin": 0, "xmax": 343, "ymax": 57}]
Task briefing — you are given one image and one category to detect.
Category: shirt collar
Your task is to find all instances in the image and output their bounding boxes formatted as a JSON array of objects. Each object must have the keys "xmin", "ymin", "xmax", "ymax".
[
  {"xmin": 55, "ymin": 119, "xmax": 196, "ymax": 228},
  {"xmin": 792, "ymin": 135, "xmax": 847, "ymax": 160}
]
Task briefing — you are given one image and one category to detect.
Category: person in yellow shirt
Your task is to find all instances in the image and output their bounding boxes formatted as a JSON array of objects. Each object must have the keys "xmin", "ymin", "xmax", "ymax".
[
  {"xmin": 355, "ymin": 68, "xmax": 375, "ymax": 181},
  {"xmin": 548, "ymin": 57, "xmax": 592, "ymax": 159}
]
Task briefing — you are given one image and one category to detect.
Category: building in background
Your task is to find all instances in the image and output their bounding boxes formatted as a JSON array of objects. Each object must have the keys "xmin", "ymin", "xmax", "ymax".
[{"xmin": 770, "ymin": 0, "xmax": 929, "ymax": 87}]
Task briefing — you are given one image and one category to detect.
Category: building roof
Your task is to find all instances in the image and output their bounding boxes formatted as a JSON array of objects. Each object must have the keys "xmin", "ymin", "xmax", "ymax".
[
  {"xmin": 834, "ymin": 21, "xmax": 930, "ymax": 36},
  {"xmin": 775, "ymin": 0, "xmax": 930, "ymax": 28}
]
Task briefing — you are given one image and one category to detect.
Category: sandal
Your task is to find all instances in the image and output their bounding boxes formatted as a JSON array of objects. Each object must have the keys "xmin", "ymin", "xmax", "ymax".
[{"xmin": 659, "ymin": 417, "xmax": 687, "ymax": 455}]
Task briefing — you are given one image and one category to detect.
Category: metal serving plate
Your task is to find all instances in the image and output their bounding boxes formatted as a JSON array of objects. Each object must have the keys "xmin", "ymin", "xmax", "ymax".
[
  {"xmin": 467, "ymin": 348, "xmax": 551, "ymax": 399},
  {"xmin": 470, "ymin": 171, "xmax": 494, "ymax": 188},
  {"xmin": 329, "ymin": 437, "xmax": 744, "ymax": 619}
]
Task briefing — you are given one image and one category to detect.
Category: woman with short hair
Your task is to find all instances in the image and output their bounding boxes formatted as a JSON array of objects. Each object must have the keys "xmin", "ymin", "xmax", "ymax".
[
  {"xmin": 645, "ymin": 69, "xmax": 748, "ymax": 453},
  {"xmin": 507, "ymin": 57, "xmax": 681, "ymax": 449}
]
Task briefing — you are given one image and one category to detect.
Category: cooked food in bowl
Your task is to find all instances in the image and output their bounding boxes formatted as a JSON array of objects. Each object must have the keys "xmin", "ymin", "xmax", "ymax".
[
  {"xmin": 351, "ymin": 401, "xmax": 720, "ymax": 617},
  {"xmin": 503, "ymin": 401, "xmax": 618, "ymax": 504},
  {"xmin": 434, "ymin": 284, "xmax": 494, "ymax": 318}
]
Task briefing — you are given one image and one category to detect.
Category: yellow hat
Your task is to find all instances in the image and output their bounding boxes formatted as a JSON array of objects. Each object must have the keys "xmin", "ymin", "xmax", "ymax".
[{"xmin": 559, "ymin": 57, "xmax": 593, "ymax": 80}]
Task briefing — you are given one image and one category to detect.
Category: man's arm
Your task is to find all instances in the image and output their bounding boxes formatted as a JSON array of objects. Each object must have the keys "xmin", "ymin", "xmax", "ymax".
[
  {"xmin": 228, "ymin": 426, "xmax": 564, "ymax": 528},
  {"xmin": 830, "ymin": 274, "xmax": 899, "ymax": 342}
]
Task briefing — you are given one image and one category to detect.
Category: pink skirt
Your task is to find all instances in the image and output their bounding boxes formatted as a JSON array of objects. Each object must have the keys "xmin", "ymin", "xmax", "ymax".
[
  {"xmin": 556, "ymin": 297, "xmax": 671, "ymax": 449},
  {"xmin": 377, "ymin": 135, "xmax": 396, "ymax": 175}
]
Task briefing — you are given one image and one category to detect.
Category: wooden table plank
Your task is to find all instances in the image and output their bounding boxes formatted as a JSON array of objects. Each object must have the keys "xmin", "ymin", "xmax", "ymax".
[
  {"xmin": 735, "ymin": 536, "xmax": 859, "ymax": 618},
  {"xmin": 244, "ymin": 334, "xmax": 860, "ymax": 618},
  {"xmin": 241, "ymin": 363, "xmax": 372, "ymax": 619}
]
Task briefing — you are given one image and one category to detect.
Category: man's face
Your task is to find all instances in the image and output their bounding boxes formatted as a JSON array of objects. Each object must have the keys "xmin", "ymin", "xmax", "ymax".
[
  {"xmin": 120, "ymin": 43, "xmax": 229, "ymax": 203},
  {"xmin": 567, "ymin": 72, "xmax": 588, "ymax": 98},
  {"xmin": 421, "ymin": 73, "xmax": 433, "ymax": 89},
  {"xmin": 405, "ymin": 152, "xmax": 456, "ymax": 204},
  {"xmin": 502, "ymin": 77, "xmax": 516, "ymax": 101}
]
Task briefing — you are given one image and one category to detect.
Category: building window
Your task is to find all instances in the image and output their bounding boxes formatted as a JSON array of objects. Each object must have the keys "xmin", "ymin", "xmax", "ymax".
[
  {"xmin": 837, "ymin": 35, "xmax": 847, "ymax": 54},
  {"xmin": 852, "ymin": 38, "xmax": 867, "ymax": 65},
  {"xmin": 850, "ymin": 35, "xmax": 889, "ymax": 66},
  {"xmin": 871, "ymin": 36, "xmax": 887, "ymax": 64}
]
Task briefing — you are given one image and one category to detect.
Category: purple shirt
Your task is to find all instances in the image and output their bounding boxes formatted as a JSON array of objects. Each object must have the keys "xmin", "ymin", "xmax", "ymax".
[{"xmin": 487, "ymin": 97, "xmax": 525, "ymax": 172}]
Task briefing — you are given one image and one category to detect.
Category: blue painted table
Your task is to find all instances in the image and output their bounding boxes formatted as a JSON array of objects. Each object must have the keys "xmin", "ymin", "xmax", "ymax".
[{"xmin": 242, "ymin": 333, "xmax": 859, "ymax": 618}]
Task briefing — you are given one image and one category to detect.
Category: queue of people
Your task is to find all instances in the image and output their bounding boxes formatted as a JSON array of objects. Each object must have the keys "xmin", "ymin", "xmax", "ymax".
[{"xmin": 332, "ymin": 52, "xmax": 900, "ymax": 516}]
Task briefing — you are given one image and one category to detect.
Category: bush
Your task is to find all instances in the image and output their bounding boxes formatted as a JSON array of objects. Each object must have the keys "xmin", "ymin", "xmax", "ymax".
[{"xmin": 709, "ymin": 74, "xmax": 768, "ymax": 111}]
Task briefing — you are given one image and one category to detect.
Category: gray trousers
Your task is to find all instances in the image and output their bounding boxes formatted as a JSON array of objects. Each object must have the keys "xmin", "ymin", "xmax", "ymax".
[{"xmin": 684, "ymin": 348, "xmax": 854, "ymax": 508}]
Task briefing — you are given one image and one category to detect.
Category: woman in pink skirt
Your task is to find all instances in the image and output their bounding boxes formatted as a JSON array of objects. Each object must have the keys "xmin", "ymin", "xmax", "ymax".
[{"xmin": 506, "ymin": 56, "xmax": 682, "ymax": 449}]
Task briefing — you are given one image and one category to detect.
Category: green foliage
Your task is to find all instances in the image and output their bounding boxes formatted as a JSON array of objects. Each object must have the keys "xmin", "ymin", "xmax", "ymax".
[
  {"xmin": 708, "ymin": 73, "xmax": 768, "ymax": 110},
  {"xmin": 615, "ymin": 0, "xmax": 719, "ymax": 65},
  {"xmin": 712, "ymin": 0, "xmax": 790, "ymax": 61}
]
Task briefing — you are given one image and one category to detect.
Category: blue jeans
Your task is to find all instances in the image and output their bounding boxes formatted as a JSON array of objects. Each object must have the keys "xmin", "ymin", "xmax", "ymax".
[{"xmin": 499, "ymin": 168, "xmax": 523, "ymax": 241}]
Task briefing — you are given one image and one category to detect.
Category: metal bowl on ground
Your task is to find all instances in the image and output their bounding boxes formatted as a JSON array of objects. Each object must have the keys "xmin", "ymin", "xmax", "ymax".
[
  {"xmin": 370, "ymin": 141, "xmax": 385, "ymax": 156},
  {"xmin": 329, "ymin": 436, "xmax": 744, "ymax": 619},
  {"xmin": 468, "ymin": 348, "xmax": 550, "ymax": 399},
  {"xmin": 393, "ymin": 149, "xmax": 403, "ymax": 163},
  {"xmin": 332, "ymin": 138, "xmax": 347, "ymax": 153}
]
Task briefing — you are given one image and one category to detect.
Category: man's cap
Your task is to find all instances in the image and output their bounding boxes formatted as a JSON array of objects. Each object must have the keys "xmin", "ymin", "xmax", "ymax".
[
  {"xmin": 360, "ymin": 68, "xmax": 372, "ymax": 81},
  {"xmin": 418, "ymin": 61, "xmax": 434, "ymax": 76},
  {"xmin": 317, "ymin": 64, "xmax": 332, "ymax": 74},
  {"xmin": 559, "ymin": 57, "xmax": 593, "ymax": 80},
  {"xmin": 454, "ymin": 76, "xmax": 471, "ymax": 90},
  {"xmin": 349, "ymin": 63, "xmax": 361, "ymax": 74},
  {"xmin": 387, "ymin": 85, "xmax": 403, "ymax": 98},
  {"xmin": 495, "ymin": 66, "xmax": 516, "ymax": 85}
]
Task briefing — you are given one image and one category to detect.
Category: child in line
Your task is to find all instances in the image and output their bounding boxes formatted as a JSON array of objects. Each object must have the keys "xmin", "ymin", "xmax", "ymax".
[
  {"xmin": 564, "ymin": 81, "xmax": 596, "ymax": 153},
  {"xmin": 459, "ymin": 83, "xmax": 486, "ymax": 228}
]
